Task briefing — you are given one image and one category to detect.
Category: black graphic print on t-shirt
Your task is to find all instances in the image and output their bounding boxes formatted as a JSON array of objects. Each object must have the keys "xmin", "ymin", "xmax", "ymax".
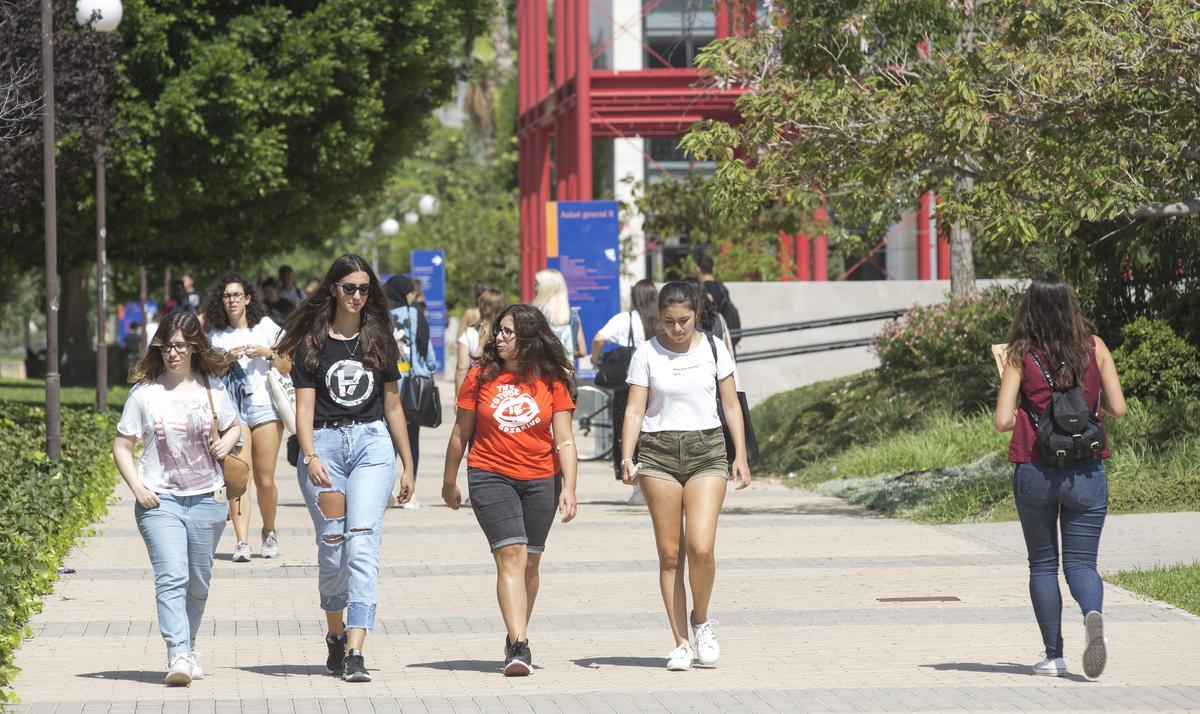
[{"xmin": 291, "ymin": 337, "xmax": 401, "ymax": 424}]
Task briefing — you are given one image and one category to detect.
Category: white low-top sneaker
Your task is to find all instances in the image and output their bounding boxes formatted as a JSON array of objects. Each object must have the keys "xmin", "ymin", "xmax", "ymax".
[
  {"xmin": 231, "ymin": 541, "xmax": 252, "ymax": 563},
  {"xmin": 666, "ymin": 643, "xmax": 694, "ymax": 671},
  {"xmin": 691, "ymin": 618, "xmax": 720, "ymax": 666},
  {"xmin": 1083, "ymin": 611, "xmax": 1108, "ymax": 679},
  {"xmin": 189, "ymin": 652, "xmax": 204, "ymax": 680},
  {"xmin": 261, "ymin": 530, "xmax": 279, "ymax": 559},
  {"xmin": 1032, "ymin": 656, "xmax": 1067, "ymax": 677},
  {"xmin": 164, "ymin": 655, "xmax": 193, "ymax": 686}
]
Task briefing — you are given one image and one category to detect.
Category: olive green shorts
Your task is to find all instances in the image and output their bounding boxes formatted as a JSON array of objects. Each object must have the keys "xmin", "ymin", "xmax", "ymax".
[{"xmin": 637, "ymin": 427, "xmax": 729, "ymax": 485}]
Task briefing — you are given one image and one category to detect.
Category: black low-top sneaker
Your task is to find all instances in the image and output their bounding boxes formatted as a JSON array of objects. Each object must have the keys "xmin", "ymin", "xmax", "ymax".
[
  {"xmin": 342, "ymin": 649, "xmax": 371, "ymax": 682},
  {"xmin": 503, "ymin": 639, "xmax": 532, "ymax": 676},
  {"xmin": 326, "ymin": 632, "xmax": 347, "ymax": 674}
]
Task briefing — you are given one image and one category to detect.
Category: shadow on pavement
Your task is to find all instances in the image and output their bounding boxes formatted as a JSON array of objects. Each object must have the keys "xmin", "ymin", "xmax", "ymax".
[
  {"xmin": 572, "ymin": 656, "xmax": 662, "ymax": 669},
  {"xmin": 920, "ymin": 662, "xmax": 1090, "ymax": 683},
  {"xmin": 237, "ymin": 664, "xmax": 333, "ymax": 677},
  {"xmin": 407, "ymin": 659, "xmax": 517, "ymax": 673},
  {"xmin": 76, "ymin": 670, "xmax": 163, "ymax": 683}
]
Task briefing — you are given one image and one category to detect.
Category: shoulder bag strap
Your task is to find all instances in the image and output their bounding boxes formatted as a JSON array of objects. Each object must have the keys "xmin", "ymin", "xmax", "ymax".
[
  {"xmin": 626, "ymin": 312, "xmax": 635, "ymax": 347},
  {"xmin": 705, "ymin": 332, "xmax": 722, "ymax": 400},
  {"xmin": 205, "ymin": 381, "xmax": 220, "ymax": 446}
]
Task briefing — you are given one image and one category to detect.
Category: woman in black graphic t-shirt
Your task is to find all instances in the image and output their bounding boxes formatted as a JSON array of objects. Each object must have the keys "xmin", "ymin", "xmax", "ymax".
[{"xmin": 276, "ymin": 254, "xmax": 416, "ymax": 683}]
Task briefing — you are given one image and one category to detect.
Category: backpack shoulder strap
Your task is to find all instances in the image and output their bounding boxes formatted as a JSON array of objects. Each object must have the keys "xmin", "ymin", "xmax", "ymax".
[{"xmin": 1028, "ymin": 350, "xmax": 1056, "ymax": 390}]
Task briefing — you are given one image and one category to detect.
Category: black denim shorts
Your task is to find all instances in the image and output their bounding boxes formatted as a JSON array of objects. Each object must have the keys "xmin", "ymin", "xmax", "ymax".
[{"xmin": 467, "ymin": 469, "xmax": 562, "ymax": 553}]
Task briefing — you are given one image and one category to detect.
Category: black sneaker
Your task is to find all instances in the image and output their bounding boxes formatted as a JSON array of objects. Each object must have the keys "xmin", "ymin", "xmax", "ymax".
[
  {"xmin": 325, "ymin": 632, "xmax": 347, "ymax": 674},
  {"xmin": 503, "ymin": 638, "xmax": 532, "ymax": 676},
  {"xmin": 342, "ymin": 649, "xmax": 371, "ymax": 682}
]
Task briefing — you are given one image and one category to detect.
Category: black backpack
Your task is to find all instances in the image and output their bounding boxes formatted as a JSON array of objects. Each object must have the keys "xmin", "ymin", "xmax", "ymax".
[
  {"xmin": 707, "ymin": 281, "xmax": 742, "ymax": 347},
  {"xmin": 1024, "ymin": 351, "xmax": 1106, "ymax": 467}
]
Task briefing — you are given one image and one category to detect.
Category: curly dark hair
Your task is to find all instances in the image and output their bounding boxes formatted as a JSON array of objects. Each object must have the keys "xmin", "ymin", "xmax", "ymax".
[
  {"xmin": 128, "ymin": 312, "xmax": 227, "ymax": 384},
  {"xmin": 475, "ymin": 304, "xmax": 573, "ymax": 387},
  {"xmin": 1006, "ymin": 272, "xmax": 1095, "ymax": 387},
  {"xmin": 274, "ymin": 254, "xmax": 397, "ymax": 372},
  {"xmin": 201, "ymin": 272, "xmax": 267, "ymax": 331}
]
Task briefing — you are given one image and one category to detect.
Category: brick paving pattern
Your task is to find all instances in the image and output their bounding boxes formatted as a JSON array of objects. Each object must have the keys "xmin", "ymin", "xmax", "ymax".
[{"xmin": 10, "ymin": 398, "xmax": 1200, "ymax": 712}]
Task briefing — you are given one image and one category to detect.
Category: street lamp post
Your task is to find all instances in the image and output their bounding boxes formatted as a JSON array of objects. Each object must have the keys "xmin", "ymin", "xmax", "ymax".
[
  {"xmin": 371, "ymin": 194, "xmax": 438, "ymax": 274},
  {"xmin": 40, "ymin": 0, "xmax": 61, "ymax": 460},
  {"xmin": 76, "ymin": 0, "xmax": 123, "ymax": 412}
]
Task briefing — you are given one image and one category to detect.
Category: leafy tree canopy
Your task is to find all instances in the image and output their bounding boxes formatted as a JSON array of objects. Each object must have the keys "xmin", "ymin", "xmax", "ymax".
[
  {"xmin": 682, "ymin": 0, "xmax": 1200, "ymax": 256},
  {"xmin": 2, "ymin": 0, "xmax": 490, "ymax": 273}
]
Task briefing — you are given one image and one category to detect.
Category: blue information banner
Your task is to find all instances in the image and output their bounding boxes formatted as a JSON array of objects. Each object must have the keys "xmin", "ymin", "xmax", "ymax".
[
  {"xmin": 410, "ymin": 250, "xmax": 447, "ymax": 369},
  {"xmin": 547, "ymin": 200, "xmax": 620, "ymax": 379}
]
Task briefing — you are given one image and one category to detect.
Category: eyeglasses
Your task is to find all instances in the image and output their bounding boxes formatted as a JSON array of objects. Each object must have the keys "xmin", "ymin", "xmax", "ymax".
[
  {"xmin": 159, "ymin": 342, "xmax": 190, "ymax": 354},
  {"xmin": 222, "ymin": 292, "xmax": 245, "ymax": 301},
  {"xmin": 336, "ymin": 282, "xmax": 371, "ymax": 296},
  {"xmin": 496, "ymin": 326, "xmax": 517, "ymax": 340}
]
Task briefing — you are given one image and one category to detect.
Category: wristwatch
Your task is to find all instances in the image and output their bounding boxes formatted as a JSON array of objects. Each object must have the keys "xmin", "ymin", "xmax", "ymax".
[{"xmin": 303, "ymin": 453, "xmax": 319, "ymax": 465}]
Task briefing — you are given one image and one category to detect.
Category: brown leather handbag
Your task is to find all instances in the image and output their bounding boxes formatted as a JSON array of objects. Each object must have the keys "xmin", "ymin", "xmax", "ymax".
[{"xmin": 206, "ymin": 385, "xmax": 251, "ymax": 500}]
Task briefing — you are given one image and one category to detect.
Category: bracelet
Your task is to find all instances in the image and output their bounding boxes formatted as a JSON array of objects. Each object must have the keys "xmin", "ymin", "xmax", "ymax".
[
  {"xmin": 555, "ymin": 440, "xmax": 574, "ymax": 452},
  {"xmin": 621, "ymin": 458, "xmax": 634, "ymax": 465}
]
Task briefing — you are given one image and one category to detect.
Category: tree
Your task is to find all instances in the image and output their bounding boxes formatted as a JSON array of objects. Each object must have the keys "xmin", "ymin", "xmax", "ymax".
[{"xmin": 681, "ymin": 1, "xmax": 1200, "ymax": 295}]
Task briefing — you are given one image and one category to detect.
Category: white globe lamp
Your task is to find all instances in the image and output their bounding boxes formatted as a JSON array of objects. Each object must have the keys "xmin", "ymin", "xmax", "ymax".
[
  {"xmin": 379, "ymin": 217, "xmax": 401, "ymax": 236},
  {"xmin": 418, "ymin": 194, "xmax": 440, "ymax": 216},
  {"xmin": 403, "ymin": 211, "xmax": 420, "ymax": 225},
  {"xmin": 76, "ymin": 0, "xmax": 123, "ymax": 32}
]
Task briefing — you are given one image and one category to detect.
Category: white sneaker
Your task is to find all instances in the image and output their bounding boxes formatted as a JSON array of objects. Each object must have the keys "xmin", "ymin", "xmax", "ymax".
[
  {"xmin": 231, "ymin": 541, "xmax": 251, "ymax": 562},
  {"xmin": 261, "ymin": 530, "xmax": 279, "ymax": 559},
  {"xmin": 189, "ymin": 652, "xmax": 204, "ymax": 680},
  {"xmin": 627, "ymin": 485, "xmax": 646, "ymax": 505},
  {"xmin": 401, "ymin": 496, "xmax": 421, "ymax": 510},
  {"xmin": 691, "ymin": 617, "xmax": 720, "ymax": 666},
  {"xmin": 1083, "ymin": 611, "xmax": 1107, "ymax": 679},
  {"xmin": 1032, "ymin": 655, "xmax": 1067, "ymax": 677},
  {"xmin": 666, "ymin": 643, "xmax": 694, "ymax": 671},
  {"xmin": 164, "ymin": 655, "xmax": 193, "ymax": 686}
]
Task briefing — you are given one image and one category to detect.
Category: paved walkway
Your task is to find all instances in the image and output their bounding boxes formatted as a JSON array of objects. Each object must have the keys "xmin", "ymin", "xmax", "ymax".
[{"xmin": 10, "ymin": 389, "xmax": 1200, "ymax": 713}]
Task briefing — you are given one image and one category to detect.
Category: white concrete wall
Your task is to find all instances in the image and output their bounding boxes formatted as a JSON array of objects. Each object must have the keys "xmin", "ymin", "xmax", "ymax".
[
  {"xmin": 614, "ymin": 136, "xmax": 647, "ymax": 305},
  {"xmin": 725, "ymin": 280, "xmax": 1017, "ymax": 406}
]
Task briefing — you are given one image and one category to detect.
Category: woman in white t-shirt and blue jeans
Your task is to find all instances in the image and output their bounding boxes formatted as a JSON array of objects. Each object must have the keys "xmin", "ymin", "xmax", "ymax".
[
  {"xmin": 203, "ymin": 272, "xmax": 287, "ymax": 563},
  {"xmin": 112, "ymin": 311, "xmax": 243, "ymax": 686},
  {"xmin": 620, "ymin": 281, "xmax": 752, "ymax": 671}
]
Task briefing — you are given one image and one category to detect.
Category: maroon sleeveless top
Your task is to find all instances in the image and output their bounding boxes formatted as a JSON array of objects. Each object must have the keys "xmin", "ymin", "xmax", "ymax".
[{"xmin": 1008, "ymin": 336, "xmax": 1110, "ymax": 463}]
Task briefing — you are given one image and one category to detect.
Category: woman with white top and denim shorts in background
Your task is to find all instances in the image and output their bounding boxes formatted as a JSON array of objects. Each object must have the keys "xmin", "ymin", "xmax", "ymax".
[
  {"xmin": 113, "ymin": 311, "xmax": 243, "ymax": 686},
  {"xmin": 620, "ymin": 281, "xmax": 752, "ymax": 671}
]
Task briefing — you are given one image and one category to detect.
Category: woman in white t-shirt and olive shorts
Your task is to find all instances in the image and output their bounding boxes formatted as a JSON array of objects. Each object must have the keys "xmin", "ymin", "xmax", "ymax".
[
  {"xmin": 620, "ymin": 281, "xmax": 752, "ymax": 671},
  {"xmin": 112, "ymin": 312, "xmax": 243, "ymax": 686},
  {"xmin": 203, "ymin": 272, "xmax": 288, "ymax": 562}
]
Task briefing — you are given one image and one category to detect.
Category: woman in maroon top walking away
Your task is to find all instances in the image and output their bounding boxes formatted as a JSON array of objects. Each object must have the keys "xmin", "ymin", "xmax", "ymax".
[{"xmin": 993, "ymin": 273, "xmax": 1126, "ymax": 680}]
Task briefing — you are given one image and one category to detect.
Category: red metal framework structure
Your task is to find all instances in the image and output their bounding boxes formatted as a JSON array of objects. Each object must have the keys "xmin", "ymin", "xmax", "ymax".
[{"xmin": 516, "ymin": 0, "xmax": 752, "ymax": 299}]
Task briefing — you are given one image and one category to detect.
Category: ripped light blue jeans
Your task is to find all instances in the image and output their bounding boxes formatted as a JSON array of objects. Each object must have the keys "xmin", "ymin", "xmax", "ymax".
[{"xmin": 297, "ymin": 420, "xmax": 396, "ymax": 630}]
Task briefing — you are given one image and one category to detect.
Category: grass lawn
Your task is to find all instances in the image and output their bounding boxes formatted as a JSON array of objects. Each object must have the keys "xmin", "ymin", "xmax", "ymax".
[
  {"xmin": 0, "ymin": 378, "xmax": 127, "ymax": 411},
  {"xmin": 1108, "ymin": 562, "xmax": 1200, "ymax": 616}
]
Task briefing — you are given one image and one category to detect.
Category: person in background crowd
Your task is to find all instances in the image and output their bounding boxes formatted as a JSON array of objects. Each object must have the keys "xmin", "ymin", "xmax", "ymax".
[
  {"xmin": 696, "ymin": 284, "xmax": 736, "ymax": 358},
  {"xmin": 993, "ymin": 273, "xmax": 1126, "ymax": 680},
  {"xmin": 304, "ymin": 276, "xmax": 322, "ymax": 296},
  {"xmin": 181, "ymin": 273, "xmax": 202, "ymax": 312},
  {"xmin": 277, "ymin": 265, "xmax": 307, "ymax": 314},
  {"xmin": 260, "ymin": 278, "xmax": 291, "ymax": 325},
  {"xmin": 386, "ymin": 274, "xmax": 440, "ymax": 510},
  {"xmin": 442, "ymin": 304, "xmax": 579, "ymax": 676},
  {"xmin": 456, "ymin": 289, "xmax": 508, "ymax": 397},
  {"xmin": 167, "ymin": 279, "xmax": 198, "ymax": 316},
  {"xmin": 592, "ymin": 279, "xmax": 659, "ymax": 503},
  {"xmin": 202, "ymin": 273, "xmax": 288, "ymax": 563},
  {"xmin": 275, "ymin": 254, "xmax": 416, "ymax": 683},
  {"xmin": 112, "ymin": 312, "xmax": 242, "ymax": 686},
  {"xmin": 620, "ymin": 281, "xmax": 751, "ymax": 671},
  {"xmin": 532, "ymin": 269, "xmax": 585, "ymax": 360},
  {"xmin": 696, "ymin": 254, "xmax": 741, "ymax": 349},
  {"xmin": 457, "ymin": 281, "xmax": 492, "ymax": 342}
]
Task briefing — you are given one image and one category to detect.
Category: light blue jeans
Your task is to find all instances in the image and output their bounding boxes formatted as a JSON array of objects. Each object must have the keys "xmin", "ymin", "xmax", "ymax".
[
  {"xmin": 297, "ymin": 420, "xmax": 396, "ymax": 630},
  {"xmin": 135, "ymin": 492, "xmax": 227, "ymax": 662}
]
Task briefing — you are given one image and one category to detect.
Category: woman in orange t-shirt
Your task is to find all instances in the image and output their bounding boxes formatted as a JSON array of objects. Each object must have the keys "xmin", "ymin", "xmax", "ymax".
[{"xmin": 442, "ymin": 303, "xmax": 579, "ymax": 676}]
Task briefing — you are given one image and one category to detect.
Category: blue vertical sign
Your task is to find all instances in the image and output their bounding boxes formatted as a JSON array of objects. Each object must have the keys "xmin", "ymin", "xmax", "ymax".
[
  {"xmin": 547, "ymin": 200, "xmax": 620, "ymax": 379},
  {"xmin": 410, "ymin": 250, "xmax": 447, "ymax": 368}
]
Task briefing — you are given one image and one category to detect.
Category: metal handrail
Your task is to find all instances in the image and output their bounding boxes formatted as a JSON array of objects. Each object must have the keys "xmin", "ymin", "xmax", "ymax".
[
  {"xmin": 736, "ymin": 337, "xmax": 874, "ymax": 363},
  {"xmin": 730, "ymin": 308, "xmax": 906, "ymax": 339}
]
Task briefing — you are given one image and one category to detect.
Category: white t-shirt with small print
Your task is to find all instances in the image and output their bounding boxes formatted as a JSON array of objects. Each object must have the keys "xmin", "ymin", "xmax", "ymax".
[
  {"xmin": 117, "ymin": 376, "xmax": 239, "ymax": 495},
  {"xmin": 208, "ymin": 317, "xmax": 284, "ymax": 406},
  {"xmin": 596, "ymin": 311, "xmax": 649, "ymax": 348},
  {"xmin": 457, "ymin": 325, "xmax": 484, "ymax": 362},
  {"xmin": 626, "ymin": 335, "xmax": 736, "ymax": 432}
]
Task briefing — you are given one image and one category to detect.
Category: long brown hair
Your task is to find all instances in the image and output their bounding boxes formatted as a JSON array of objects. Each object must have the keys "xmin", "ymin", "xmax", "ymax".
[
  {"xmin": 476, "ymin": 304, "xmax": 573, "ymax": 387},
  {"xmin": 631, "ymin": 279, "xmax": 659, "ymax": 340},
  {"xmin": 475, "ymin": 288, "xmax": 508, "ymax": 347},
  {"xmin": 128, "ymin": 312, "xmax": 227, "ymax": 384},
  {"xmin": 201, "ymin": 272, "xmax": 267, "ymax": 331},
  {"xmin": 275, "ymin": 254, "xmax": 397, "ymax": 372},
  {"xmin": 1005, "ymin": 272, "xmax": 1094, "ymax": 387}
]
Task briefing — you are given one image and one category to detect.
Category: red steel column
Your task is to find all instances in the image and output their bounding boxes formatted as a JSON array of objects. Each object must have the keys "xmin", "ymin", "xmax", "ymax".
[
  {"xmin": 574, "ymin": 0, "xmax": 592, "ymax": 200},
  {"xmin": 796, "ymin": 234, "xmax": 812, "ymax": 281},
  {"xmin": 812, "ymin": 235, "xmax": 827, "ymax": 281},
  {"xmin": 935, "ymin": 194, "xmax": 951, "ymax": 280},
  {"xmin": 917, "ymin": 190, "xmax": 932, "ymax": 281},
  {"xmin": 553, "ymin": 0, "xmax": 565, "ymax": 85}
]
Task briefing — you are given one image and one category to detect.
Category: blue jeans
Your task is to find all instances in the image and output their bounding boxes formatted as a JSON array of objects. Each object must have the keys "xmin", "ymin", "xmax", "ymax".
[
  {"xmin": 135, "ymin": 492, "xmax": 227, "ymax": 662},
  {"xmin": 1013, "ymin": 459, "xmax": 1108, "ymax": 659},
  {"xmin": 297, "ymin": 420, "xmax": 396, "ymax": 630}
]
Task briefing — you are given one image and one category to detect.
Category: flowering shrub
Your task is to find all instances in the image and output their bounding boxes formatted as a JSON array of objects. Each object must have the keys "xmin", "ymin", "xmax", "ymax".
[{"xmin": 872, "ymin": 287, "xmax": 1022, "ymax": 382}]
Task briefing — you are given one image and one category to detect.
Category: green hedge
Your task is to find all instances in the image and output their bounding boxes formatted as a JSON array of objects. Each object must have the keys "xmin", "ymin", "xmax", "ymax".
[{"xmin": 0, "ymin": 405, "xmax": 117, "ymax": 702}]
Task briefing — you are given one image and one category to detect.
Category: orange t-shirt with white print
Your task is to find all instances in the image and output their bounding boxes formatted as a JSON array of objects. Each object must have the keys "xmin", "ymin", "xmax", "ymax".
[{"xmin": 457, "ymin": 366, "xmax": 575, "ymax": 480}]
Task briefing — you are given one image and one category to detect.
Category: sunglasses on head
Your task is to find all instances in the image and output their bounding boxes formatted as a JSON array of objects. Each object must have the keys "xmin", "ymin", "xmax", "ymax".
[{"xmin": 336, "ymin": 282, "xmax": 371, "ymax": 296}]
